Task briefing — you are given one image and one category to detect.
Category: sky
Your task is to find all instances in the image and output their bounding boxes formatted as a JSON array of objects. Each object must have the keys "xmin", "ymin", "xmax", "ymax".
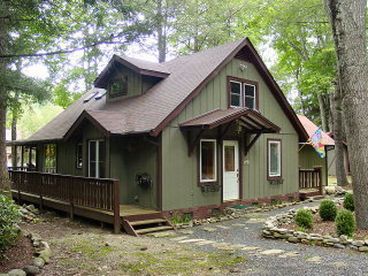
[{"xmin": 22, "ymin": 40, "xmax": 277, "ymax": 81}]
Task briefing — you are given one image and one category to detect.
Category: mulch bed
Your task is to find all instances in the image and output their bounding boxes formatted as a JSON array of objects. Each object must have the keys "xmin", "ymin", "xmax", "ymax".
[
  {"xmin": 281, "ymin": 208, "xmax": 368, "ymax": 240},
  {"xmin": 0, "ymin": 235, "xmax": 34, "ymax": 273}
]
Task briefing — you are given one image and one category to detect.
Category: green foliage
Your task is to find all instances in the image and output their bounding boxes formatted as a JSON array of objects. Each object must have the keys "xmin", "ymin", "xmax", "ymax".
[
  {"xmin": 0, "ymin": 194, "xmax": 21, "ymax": 253},
  {"xmin": 295, "ymin": 209, "xmax": 313, "ymax": 229},
  {"xmin": 335, "ymin": 209, "xmax": 355, "ymax": 237},
  {"xmin": 170, "ymin": 212, "xmax": 192, "ymax": 225},
  {"xmin": 343, "ymin": 193, "xmax": 354, "ymax": 212},
  {"xmin": 319, "ymin": 199, "xmax": 337, "ymax": 221}
]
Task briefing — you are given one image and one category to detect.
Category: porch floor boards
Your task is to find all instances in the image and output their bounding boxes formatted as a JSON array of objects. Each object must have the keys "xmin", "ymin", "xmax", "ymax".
[{"xmin": 119, "ymin": 205, "xmax": 160, "ymax": 217}]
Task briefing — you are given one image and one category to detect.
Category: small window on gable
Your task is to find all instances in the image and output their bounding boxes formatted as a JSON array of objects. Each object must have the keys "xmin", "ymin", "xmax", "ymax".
[
  {"xmin": 244, "ymin": 83, "xmax": 256, "ymax": 109},
  {"xmin": 109, "ymin": 76, "xmax": 128, "ymax": 97},
  {"xmin": 230, "ymin": 81, "xmax": 242, "ymax": 107},
  {"xmin": 76, "ymin": 143, "xmax": 83, "ymax": 169},
  {"xmin": 268, "ymin": 140, "xmax": 281, "ymax": 179},
  {"xmin": 229, "ymin": 78, "xmax": 257, "ymax": 109},
  {"xmin": 200, "ymin": 139, "xmax": 217, "ymax": 182}
]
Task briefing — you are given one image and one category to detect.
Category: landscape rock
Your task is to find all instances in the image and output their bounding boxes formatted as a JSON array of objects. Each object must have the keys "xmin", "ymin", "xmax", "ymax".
[
  {"xmin": 23, "ymin": 265, "xmax": 40, "ymax": 275},
  {"xmin": 32, "ymin": 258, "xmax": 45, "ymax": 269},
  {"xmin": 325, "ymin": 186, "xmax": 336, "ymax": 195},
  {"xmin": 358, "ymin": 246, "xmax": 368, "ymax": 252},
  {"xmin": 8, "ymin": 269, "xmax": 26, "ymax": 276}
]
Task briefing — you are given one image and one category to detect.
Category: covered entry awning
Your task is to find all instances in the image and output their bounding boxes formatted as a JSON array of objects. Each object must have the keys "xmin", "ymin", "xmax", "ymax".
[
  {"xmin": 180, "ymin": 108, "xmax": 281, "ymax": 156},
  {"xmin": 180, "ymin": 108, "xmax": 280, "ymax": 133}
]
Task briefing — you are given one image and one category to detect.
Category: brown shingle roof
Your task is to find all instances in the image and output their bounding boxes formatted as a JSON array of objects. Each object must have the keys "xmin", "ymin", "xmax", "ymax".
[
  {"xmin": 25, "ymin": 38, "xmax": 307, "ymax": 143},
  {"xmin": 297, "ymin": 115, "xmax": 335, "ymax": 146},
  {"xmin": 180, "ymin": 108, "xmax": 280, "ymax": 133}
]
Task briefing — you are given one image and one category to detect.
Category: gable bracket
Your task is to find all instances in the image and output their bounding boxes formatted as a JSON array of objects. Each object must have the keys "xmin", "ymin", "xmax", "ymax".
[
  {"xmin": 244, "ymin": 133, "xmax": 261, "ymax": 156},
  {"xmin": 187, "ymin": 129, "xmax": 205, "ymax": 156}
]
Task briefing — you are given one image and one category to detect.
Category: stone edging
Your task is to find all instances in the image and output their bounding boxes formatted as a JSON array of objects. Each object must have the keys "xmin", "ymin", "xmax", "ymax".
[
  {"xmin": 262, "ymin": 204, "xmax": 368, "ymax": 252},
  {"xmin": 189, "ymin": 200, "xmax": 307, "ymax": 227},
  {"xmin": 4, "ymin": 232, "xmax": 52, "ymax": 276}
]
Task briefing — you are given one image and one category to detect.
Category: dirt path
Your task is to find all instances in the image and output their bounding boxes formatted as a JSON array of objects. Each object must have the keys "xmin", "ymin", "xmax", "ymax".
[
  {"xmin": 163, "ymin": 201, "xmax": 368, "ymax": 275},
  {"xmin": 22, "ymin": 212, "xmax": 245, "ymax": 275}
]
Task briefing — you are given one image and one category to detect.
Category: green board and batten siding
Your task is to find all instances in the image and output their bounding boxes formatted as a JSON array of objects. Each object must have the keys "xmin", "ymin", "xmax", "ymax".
[{"xmin": 161, "ymin": 58, "xmax": 299, "ymax": 211}]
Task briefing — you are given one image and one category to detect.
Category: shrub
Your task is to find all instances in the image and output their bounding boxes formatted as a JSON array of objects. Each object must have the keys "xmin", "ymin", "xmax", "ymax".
[
  {"xmin": 343, "ymin": 193, "xmax": 355, "ymax": 212},
  {"xmin": 335, "ymin": 209, "xmax": 355, "ymax": 237},
  {"xmin": 0, "ymin": 194, "xmax": 21, "ymax": 253},
  {"xmin": 295, "ymin": 209, "xmax": 313, "ymax": 229},
  {"xmin": 319, "ymin": 199, "xmax": 337, "ymax": 221}
]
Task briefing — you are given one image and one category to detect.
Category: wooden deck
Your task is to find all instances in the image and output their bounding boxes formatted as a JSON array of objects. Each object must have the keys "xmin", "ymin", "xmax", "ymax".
[{"xmin": 120, "ymin": 205, "xmax": 160, "ymax": 217}]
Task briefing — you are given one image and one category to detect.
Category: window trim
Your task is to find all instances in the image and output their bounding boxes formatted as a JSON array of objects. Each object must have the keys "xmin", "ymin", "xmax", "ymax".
[
  {"xmin": 267, "ymin": 139, "xmax": 282, "ymax": 180},
  {"xmin": 199, "ymin": 139, "xmax": 217, "ymax": 183},
  {"xmin": 243, "ymin": 83, "xmax": 256, "ymax": 110},
  {"xmin": 88, "ymin": 139, "xmax": 105, "ymax": 178},
  {"xmin": 229, "ymin": 80, "xmax": 243, "ymax": 108},
  {"xmin": 76, "ymin": 143, "xmax": 83, "ymax": 169},
  {"xmin": 108, "ymin": 75, "xmax": 128, "ymax": 98},
  {"xmin": 227, "ymin": 76, "xmax": 259, "ymax": 109}
]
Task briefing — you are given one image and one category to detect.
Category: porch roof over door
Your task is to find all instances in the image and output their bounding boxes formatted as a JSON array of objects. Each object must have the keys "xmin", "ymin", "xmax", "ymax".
[{"xmin": 179, "ymin": 108, "xmax": 280, "ymax": 133}]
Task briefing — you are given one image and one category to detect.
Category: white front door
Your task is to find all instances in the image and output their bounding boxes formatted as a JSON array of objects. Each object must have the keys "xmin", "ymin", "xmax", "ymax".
[{"xmin": 223, "ymin": 140, "xmax": 239, "ymax": 201}]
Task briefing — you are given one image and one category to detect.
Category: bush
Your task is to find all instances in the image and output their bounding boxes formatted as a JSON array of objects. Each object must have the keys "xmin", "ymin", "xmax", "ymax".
[
  {"xmin": 319, "ymin": 199, "xmax": 337, "ymax": 221},
  {"xmin": 343, "ymin": 193, "xmax": 355, "ymax": 212},
  {"xmin": 335, "ymin": 209, "xmax": 355, "ymax": 237},
  {"xmin": 295, "ymin": 209, "xmax": 313, "ymax": 229},
  {"xmin": 0, "ymin": 194, "xmax": 21, "ymax": 253}
]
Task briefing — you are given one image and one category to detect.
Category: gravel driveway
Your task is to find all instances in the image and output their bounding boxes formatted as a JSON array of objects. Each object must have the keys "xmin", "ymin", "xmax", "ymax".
[{"xmin": 167, "ymin": 200, "xmax": 368, "ymax": 276}]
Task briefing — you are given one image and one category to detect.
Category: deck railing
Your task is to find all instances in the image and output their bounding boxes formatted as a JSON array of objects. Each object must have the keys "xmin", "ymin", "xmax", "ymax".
[
  {"xmin": 8, "ymin": 170, "xmax": 120, "ymax": 233},
  {"xmin": 299, "ymin": 167, "xmax": 322, "ymax": 194}
]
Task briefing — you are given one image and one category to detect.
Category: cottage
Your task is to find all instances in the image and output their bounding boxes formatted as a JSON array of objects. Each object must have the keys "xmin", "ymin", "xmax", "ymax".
[{"xmin": 9, "ymin": 38, "xmax": 309, "ymax": 234}]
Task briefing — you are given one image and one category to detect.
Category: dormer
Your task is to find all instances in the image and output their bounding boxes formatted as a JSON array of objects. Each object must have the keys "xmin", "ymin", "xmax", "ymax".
[{"xmin": 94, "ymin": 55, "xmax": 170, "ymax": 101}]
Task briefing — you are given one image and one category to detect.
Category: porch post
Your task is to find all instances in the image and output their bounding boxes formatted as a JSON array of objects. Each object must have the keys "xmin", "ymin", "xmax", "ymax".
[{"xmin": 113, "ymin": 179, "xmax": 120, "ymax": 234}]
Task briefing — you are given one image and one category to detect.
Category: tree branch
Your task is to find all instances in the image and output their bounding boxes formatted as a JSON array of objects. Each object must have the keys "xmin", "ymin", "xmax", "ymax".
[{"xmin": 0, "ymin": 36, "xmax": 127, "ymax": 59}]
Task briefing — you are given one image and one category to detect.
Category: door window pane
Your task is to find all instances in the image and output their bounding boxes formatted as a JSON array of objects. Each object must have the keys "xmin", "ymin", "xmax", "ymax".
[
  {"xmin": 224, "ymin": 146, "xmax": 235, "ymax": 172},
  {"xmin": 44, "ymin": 144, "xmax": 56, "ymax": 173},
  {"xmin": 200, "ymin": 140, "xmax": 217, "ymax": 181}
]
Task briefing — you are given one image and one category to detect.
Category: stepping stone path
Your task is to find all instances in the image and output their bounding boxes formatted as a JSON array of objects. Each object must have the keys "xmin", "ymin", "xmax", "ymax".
[
  {"xmin": 202, "ymin": 227, "xmax": 217, "ymax": 232},
  {"xmin": 241, "ymin": 246, "xmax": 260, "ymax": 251},
  {"xmin": 170, "ymin": 236, "xmax": 189, "ymax": 241},
  {"xmin": 231, "ymin": 223, "xmax": 247, "ymax": 227},
  {"xmin": 278, "ymin": 252, "xmax": 300, "ymax": 258},
  {"xmin": 246, "ymin": 218, "xmax": 266, "ymax": 223},
  {"xmin": 306, "ymin": 256, "xmax": 322, "ymax": 264},
  {"xmin": 259, "ymin": 249, "xmax": 285, "ymax": 255},
  {"xmin": 215, "ymin": 225, "xmax": 230, "ymax": 229}
]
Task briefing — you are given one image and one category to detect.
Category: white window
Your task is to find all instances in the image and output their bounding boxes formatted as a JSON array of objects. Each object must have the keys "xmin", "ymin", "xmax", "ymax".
[
  {"xmin": 230, "ymin": 81, "xmax": 242, "ymax": 107},
  {"xmin": 229, "ymin": 79, "xmax": 257, "ymax": 109},
  {"xmin": 268, "ymin": 140, "xmax": 281, "ymax": 178},
  {"xmin": 200, "ymin": 139, "xmax": 217, "ymax": 182},
  {"xmin": 88, "ymin": 140, "xmax": 105, "ymax": 178},
  {"xmin": 244, "ymin": 83, "xmax": 256, "ymax": 109}
]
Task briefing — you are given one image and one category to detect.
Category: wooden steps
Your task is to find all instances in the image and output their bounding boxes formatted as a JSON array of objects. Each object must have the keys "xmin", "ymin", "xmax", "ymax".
[{"xmin": 122, "ymin": 216, "xmax": 175, "ymax": 236}]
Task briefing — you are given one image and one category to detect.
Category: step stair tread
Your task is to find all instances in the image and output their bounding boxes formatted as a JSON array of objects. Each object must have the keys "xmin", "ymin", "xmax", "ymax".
[
  {"xmin": 130, "ymin": 218, "xmax": 167, "ymax": 226},
  {"xmin": 135, "ymin": 225, "xmax": 173, "ymax": 235}
]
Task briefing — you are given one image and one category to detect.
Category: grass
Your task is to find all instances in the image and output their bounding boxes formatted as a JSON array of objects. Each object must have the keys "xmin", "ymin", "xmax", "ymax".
[{"xmin": 119, "ymin": 250, "xmax": 245, "ymax": 275}]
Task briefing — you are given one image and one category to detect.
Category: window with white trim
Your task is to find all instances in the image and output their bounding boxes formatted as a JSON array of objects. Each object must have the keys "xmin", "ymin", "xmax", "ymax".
[
  {"xmin": 268, "ymin": 140, "xmax": 281, "ymax": 178},
  {"xmin": 229, "ymin": 80, "xmax": 257, "ymax": 109},
  {"xmin": 88, "ymin": 140, "xmax": 105, "ymax": 178},
  {"xmin": 200, "ymin": 139, "xmax": 217, "ymax": 182}
]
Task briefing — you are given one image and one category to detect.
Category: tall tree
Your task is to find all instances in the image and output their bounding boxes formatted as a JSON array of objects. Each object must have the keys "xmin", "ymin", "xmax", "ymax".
[
  {"xmin": 329, "ymin": 79, "xmax": 348, "ymax": 186},
  {"xmin": 325, "ymin": 0, "xmax": 368, "ymax": 229}
]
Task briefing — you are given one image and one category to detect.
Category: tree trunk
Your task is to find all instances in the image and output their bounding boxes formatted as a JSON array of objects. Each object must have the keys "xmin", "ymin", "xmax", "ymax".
[
  {"xmin": 326, "ymin": 0, "xmax": 368, "ymax": 229},
  {"xmin": 317, "ymin": 94, "xmax": 328, "ymax": 132},
  {"xmin": 156, "ymin": 0, "xmax": 167, "ymax": 63},
  {"xmin": 329, "ymin": 81, "xmax": 348, "ymax": 186},
  {"xmin": 0, "ymin": 0, "xmax": 11, "ymax": 191}
]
